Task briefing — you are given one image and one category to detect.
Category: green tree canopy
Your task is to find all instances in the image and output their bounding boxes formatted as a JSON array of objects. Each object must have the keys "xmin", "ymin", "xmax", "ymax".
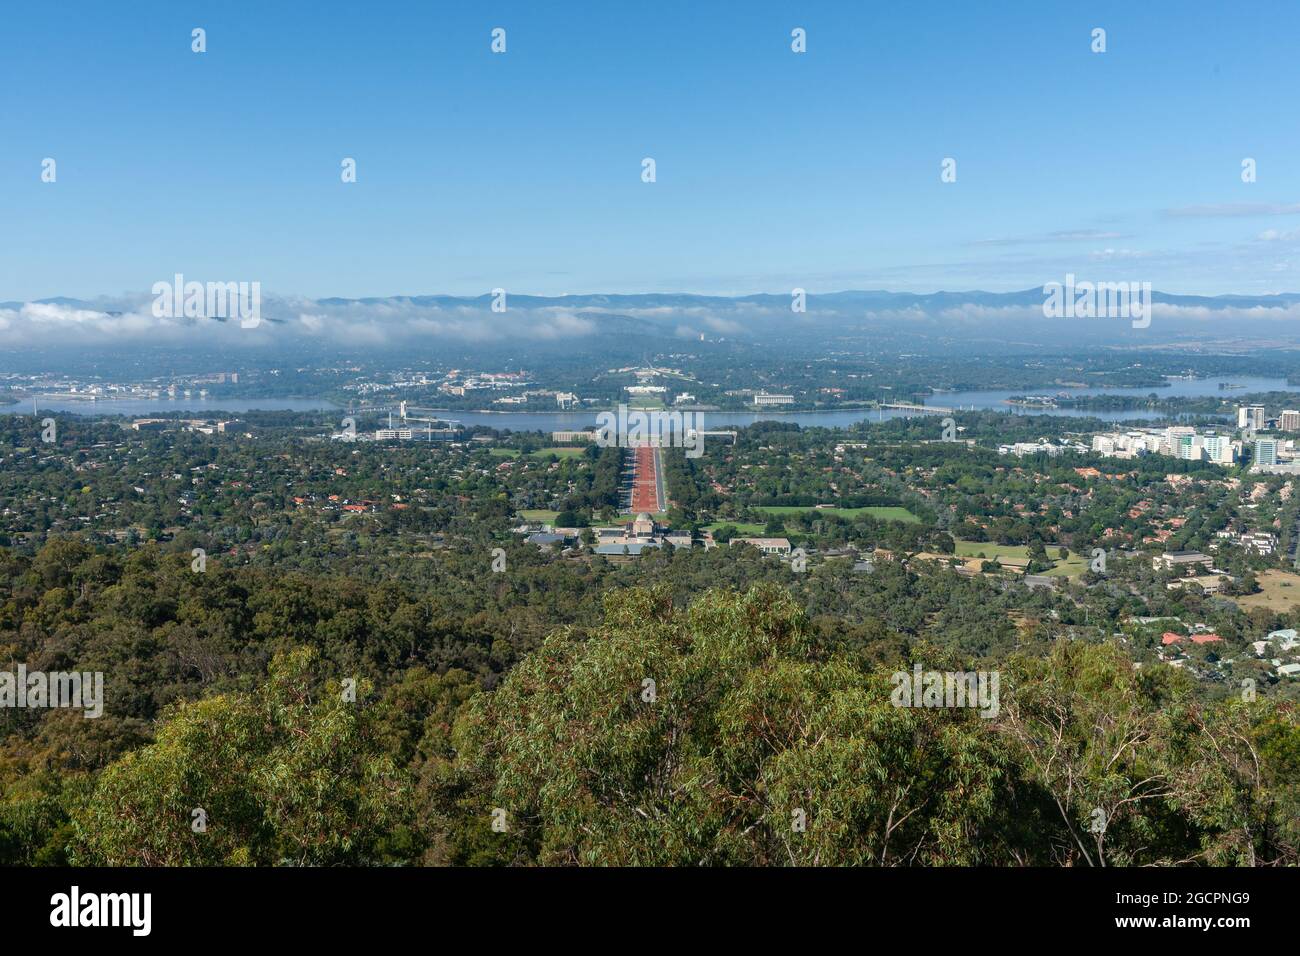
[{"xmin": 71, "ymin": 647, "xmax": 409, "ymax": 866}]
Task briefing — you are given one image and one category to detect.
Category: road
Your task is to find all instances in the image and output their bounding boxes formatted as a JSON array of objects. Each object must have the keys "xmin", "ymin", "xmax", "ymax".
[{"xmin": 627, "ymin": 445, "xmax": 665, "ymax": 514}]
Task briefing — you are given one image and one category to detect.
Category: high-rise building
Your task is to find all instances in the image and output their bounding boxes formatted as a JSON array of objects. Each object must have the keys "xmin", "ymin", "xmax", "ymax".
[
  {"xmin": 1238, "ymin": 405, "xmax": 1265, "ymax": 430},
  {"xmin": 1255, "ymin": 438, "xmax": 1279, "ymax": 466},
  {"xmin": 1202, "ymin": 435, "xmax": 1236, "ymax": 465},
  {"xmin": 1176, "ymin": 434, "xmax": 1200, "ymax": 460},
  {"xmin": 1282, "ymin": 410, "xmax": 1300, "ymax": 432}
]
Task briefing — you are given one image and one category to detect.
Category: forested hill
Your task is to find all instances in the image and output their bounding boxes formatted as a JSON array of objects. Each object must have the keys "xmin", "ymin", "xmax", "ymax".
[{"xmin": 1, "ymin": 541, "xmax": 1296, "ymax": 866}]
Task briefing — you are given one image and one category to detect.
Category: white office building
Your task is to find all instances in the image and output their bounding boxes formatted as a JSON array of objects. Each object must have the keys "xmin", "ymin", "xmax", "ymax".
[{"xmin": 1201, "ymin": 435, "xmax": 1237, "ymax": 465}]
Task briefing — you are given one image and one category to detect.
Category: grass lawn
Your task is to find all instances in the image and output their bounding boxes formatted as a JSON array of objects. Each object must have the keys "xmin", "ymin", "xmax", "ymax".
[
  {"xmin": 518, "ymin": 509, "xmax": 559, "ymax": 523},
  {"xmin": 1229, "ymin": 569, "xmax": 1300, "ymax": 612},
  {"xmin": 494, "ymin": 447, "xmax": 586, "ymax": 459},
  {"xmin": 530, "ymin": 447, "xmax": 586, "ymax": 458},
  {"xmin": 754, "ymin": 505, "xmax": 920, "ymax": 524},
  {"xmin": 953, "ymin": 540, "xmax": 1088, "ymax": 577}
]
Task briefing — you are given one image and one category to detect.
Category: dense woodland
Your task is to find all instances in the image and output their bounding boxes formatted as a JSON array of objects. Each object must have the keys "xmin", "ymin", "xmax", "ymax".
[{"xmin": 0, "ymin": 535, "xmax": 1297, "ymax": 865}]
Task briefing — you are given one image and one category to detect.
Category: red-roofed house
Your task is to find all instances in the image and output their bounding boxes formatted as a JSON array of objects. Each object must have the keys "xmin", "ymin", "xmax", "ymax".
[
  {"xmin": 1161, "ymin": 632, "xmax": 1185, "ymax": 645},
  {"xmin": 1190, "ymin": 634, "xmax": 1223, "ymax": 645}
]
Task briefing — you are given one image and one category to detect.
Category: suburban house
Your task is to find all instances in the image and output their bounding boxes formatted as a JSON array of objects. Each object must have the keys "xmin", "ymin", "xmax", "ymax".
[{"xmin": 1161, "ymin": 632, "xmax": 1223, "ymax": 646}]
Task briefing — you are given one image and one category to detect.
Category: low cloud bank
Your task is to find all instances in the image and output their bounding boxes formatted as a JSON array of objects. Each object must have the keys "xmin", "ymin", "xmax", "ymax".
[{"xmin": 4, "ymin": 290, "xmax": 1300, "ymax": 351}]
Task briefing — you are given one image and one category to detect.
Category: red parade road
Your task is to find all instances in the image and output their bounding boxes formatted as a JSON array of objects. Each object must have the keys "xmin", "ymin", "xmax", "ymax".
[{"xmin": 628, "ymin": 444, "xmax": 665, "ymax": 514}]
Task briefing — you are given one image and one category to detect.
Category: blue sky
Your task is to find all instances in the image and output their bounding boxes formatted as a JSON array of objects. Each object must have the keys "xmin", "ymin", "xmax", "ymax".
[{"xmin": 4, "ymin": 0, "xmax": 1300, "ymax": 301}]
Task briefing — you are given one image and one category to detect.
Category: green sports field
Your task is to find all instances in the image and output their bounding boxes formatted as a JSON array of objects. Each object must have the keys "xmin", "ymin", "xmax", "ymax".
[{"xmin": 531, "ymin": 447, "xmax": 586, "ymax": 458}]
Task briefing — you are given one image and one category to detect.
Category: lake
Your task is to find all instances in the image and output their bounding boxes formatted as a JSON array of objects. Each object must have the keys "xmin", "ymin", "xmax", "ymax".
[
  {"xmin": 1, "ymin": 397, "xmax": 339, "ymax": 416},
  {"xmin": 5, "ymin": 376, "xmax": 1295, "ymax": 429}
]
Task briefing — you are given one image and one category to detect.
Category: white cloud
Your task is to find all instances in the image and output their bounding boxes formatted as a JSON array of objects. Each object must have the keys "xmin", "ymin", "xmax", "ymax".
[
  {"xmin": 1164, "ymin": 202, "xmax": 1300, "ymax": 218},
  {"xmin": 0, "ymin": 296, "xmax": 604, "ymax": 349},
  {"xmin": 971, "ymin": 229, "xmax": 1130, "ymax": 246},
  {"xmin": 1088, "ymin": 248, "xmax": 1151, "ymax": 261}
]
